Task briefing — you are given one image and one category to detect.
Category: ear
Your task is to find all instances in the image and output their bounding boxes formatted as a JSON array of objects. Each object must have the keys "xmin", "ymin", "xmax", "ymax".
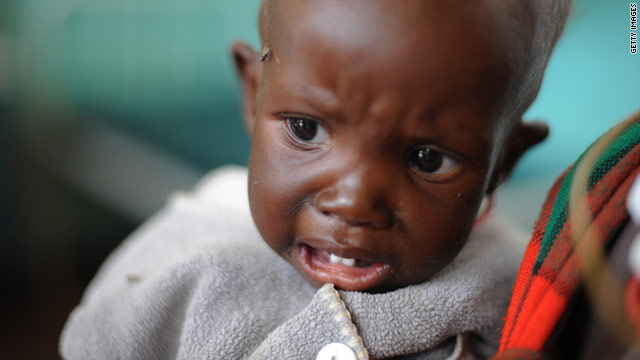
[
  {"xmin": 231, "ymin": 41, "xmax": 263, "ymax": 136},
  {"xmin": 487, "ymin": 119, "xmax": 549, "ymax": 193}
]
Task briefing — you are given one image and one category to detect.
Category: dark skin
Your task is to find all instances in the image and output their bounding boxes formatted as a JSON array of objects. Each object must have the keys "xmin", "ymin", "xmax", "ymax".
[{"xmin": 233, "ymin": 0, "xmax": 548, "ymax": 293}]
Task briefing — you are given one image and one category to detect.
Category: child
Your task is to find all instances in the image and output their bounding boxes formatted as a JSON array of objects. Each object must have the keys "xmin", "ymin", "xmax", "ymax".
[{"xmin": 60, "ymin": 0, "xmax": 571, "ymax": 358}]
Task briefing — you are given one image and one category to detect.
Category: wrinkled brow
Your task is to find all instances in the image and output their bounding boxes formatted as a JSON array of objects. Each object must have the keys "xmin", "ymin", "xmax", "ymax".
[{"xmin": 278, "ymin": 83, "xmax": 341, "ymax": 117}]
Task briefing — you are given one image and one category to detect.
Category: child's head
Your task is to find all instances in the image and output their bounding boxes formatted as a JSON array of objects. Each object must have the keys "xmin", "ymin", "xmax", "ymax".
[{"xmin": 232, "ymin": 0, "xmax": 570, "ymax": 292}]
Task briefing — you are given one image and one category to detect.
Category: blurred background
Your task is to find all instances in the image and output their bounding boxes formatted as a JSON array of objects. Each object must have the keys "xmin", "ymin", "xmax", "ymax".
[{"xmin": 0, "ymin": 0, "xmax": 638, "ymax": 358}]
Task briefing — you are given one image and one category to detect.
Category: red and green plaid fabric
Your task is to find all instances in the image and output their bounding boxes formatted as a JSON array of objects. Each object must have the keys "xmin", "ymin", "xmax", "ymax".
[{"xmin": 494, "ymin": 120, "xmax": 640, "ymax": 359}]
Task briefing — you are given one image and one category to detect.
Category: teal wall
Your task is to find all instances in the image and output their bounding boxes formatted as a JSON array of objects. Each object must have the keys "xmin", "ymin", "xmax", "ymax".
[
  {"xmin": 518, "ymin": 0, "xmax": 639, "ymax": 180},
  {"xmin": 6, "ymin": 0, "xmax": 640, "ymax": 178},
  {"xmin": 11, "ymin": 0, "xmax": 263, "ymax": 169}
]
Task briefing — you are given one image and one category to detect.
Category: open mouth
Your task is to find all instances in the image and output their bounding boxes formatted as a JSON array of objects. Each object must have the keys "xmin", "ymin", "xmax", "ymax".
[{"xmin": 295, "ymin": 243, "xmax": 392, "ymax": 292}]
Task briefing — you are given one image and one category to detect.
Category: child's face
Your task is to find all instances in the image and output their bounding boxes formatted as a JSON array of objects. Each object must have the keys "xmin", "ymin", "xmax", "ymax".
[{"xmin": 234, "ymin": 0, "xmax": 545, "ymax": 292}]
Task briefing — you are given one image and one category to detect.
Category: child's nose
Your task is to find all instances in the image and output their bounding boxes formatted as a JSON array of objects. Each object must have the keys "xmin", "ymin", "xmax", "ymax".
[{"xmin": 314, "ymin": 167, "xmax": 394, "ymax": 229}]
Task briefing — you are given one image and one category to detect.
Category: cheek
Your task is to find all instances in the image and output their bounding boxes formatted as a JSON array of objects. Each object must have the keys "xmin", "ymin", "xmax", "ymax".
[
  {"xmin": 406, "ymin": 176, "xmax": 486, "ymax": 232},
  {"xmin": 247, "ymin": 122, "xmax": 301, "ymax": 252},
  {"xmin": 400, "ymin": 180, "xmax": 486, "ymax": 278}
]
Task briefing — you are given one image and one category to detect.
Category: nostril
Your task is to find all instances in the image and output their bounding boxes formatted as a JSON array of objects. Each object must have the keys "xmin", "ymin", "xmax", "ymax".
[
  {"xmin": 361, "ymin": 207, "xmax": 394, "ymax": 229},
  {"xmin": 315, "ymin": 191, "xmax": 393, "ymax": 229},
  {"xmin": 344, "ymin": 209, "xmax": 393, "ymax": 229}
]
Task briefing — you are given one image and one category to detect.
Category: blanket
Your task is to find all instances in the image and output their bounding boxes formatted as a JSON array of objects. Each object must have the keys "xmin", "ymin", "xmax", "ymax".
[{"xmin": 495, "ymin": 113, "xmax": 640, "ymax": 359}]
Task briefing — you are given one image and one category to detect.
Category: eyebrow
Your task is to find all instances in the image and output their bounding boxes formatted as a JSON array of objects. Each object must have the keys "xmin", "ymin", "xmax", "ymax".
[
  {"xmin": 408, "ymin": 108, "xmax": 494, "ymax": 149},
  {"xmin": 279, "ymin": 83, "xmax": 341, "ymax": 118}
]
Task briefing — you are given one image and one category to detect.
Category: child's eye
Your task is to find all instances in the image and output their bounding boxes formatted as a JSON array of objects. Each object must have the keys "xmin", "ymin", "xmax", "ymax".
[
  {"xmin": 409, "ymin": 147, "xmax": 458, "ymax": 174},
  {"xmin": 286, "ymin": 118, "xmax": 330, "ymax": 143}
]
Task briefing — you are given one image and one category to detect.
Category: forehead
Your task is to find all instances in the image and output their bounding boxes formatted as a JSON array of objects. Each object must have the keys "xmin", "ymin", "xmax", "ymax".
[
  {"xmin": 268, "ymin": 0, "xmax": 512, "ymax": 101},
  {"xmin": 266, "ymin": 0, "xmax": 525, "ymax": 73}
]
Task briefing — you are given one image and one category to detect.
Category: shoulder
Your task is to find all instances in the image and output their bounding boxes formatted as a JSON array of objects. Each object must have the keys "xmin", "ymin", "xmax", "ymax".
[
  {"xmin": 60, "ymin": 166, "xmax": 313, "ymax": 359},
  {"xmin": 81, "ymin": 166, "xmax": 257, "ymax": 300},
  {"xmin": 454, "ymin": 214, "xmax": 530, "ymax": 279}
]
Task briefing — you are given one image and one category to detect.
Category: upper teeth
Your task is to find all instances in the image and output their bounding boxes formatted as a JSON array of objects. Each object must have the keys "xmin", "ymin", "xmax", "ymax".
[{"xmin": 329, "ymin": 253, "xmax": 356, "ymax": 266}]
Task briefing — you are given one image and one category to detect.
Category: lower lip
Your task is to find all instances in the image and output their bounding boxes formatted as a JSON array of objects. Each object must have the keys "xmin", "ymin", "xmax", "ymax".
[{"xmin": 295, "ymin": 244, "xmax": 392, "ymax": 292}]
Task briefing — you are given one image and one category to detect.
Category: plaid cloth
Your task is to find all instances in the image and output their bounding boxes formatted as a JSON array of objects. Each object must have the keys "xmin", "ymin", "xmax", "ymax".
[{"xmin": 494, "ymin": 117, "xmax": 640, "ymax": 359}]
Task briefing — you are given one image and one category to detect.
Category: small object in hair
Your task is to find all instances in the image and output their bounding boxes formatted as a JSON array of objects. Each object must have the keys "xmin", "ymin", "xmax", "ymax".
[{"xmin": 260, "ymin": 47, "xmax": 272, "ymax": 62}]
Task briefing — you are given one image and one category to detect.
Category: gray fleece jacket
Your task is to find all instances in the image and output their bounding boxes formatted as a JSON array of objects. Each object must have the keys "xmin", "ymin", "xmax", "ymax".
[{"xmin": 60, "ymin": 166, "xmax": 527, "ymax": 360}]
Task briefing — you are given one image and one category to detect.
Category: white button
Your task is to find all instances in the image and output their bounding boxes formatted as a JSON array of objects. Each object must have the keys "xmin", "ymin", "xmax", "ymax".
[{"xmin": 316, "ymin": 342, "xmax": 357, "ymax": 360}]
